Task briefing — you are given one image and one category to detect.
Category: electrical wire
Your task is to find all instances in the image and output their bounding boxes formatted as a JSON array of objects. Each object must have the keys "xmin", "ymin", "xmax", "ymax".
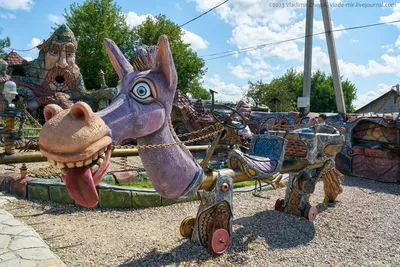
[
  {"xmin": 179, "ymin": 0, "xmax": 229, "ymax": 28},
  {"xmin": 6, "ymin": 40, "xmax": 44, "ymax": 52},
  {"xmin": 201, "ymin": 18, "xmax": 400, "ymax": 61},
  {"xmin": 168, "ymin": 0, "xmax": 229, "ymax": 34}
]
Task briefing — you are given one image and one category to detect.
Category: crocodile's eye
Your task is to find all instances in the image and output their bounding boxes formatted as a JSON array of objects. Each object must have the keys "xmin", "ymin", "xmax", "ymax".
[{"xmin": 132, "ymin": 82, "xmax": 152, "ymax": 99}]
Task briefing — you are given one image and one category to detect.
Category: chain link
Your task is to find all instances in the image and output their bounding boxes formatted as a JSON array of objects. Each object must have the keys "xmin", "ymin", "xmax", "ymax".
[
  {"xmin": 114, "ymin": 122, "xmax": 225, "ymax": 149},
  {"xmin": 22, "ymin": 108, "xmax": 42, "ymax": 128},
  {"xmin": 171, "ymin": 123, "xmax": 216, "ymax": 138},
  {"xmin": 110, "ymin": 158, "xmax": 144, "ymax": 170}
]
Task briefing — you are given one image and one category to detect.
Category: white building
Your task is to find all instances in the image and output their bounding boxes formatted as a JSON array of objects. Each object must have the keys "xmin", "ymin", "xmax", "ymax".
[{"xmin": 356, "ymin": 88, "xmax": 400, "ymax": 113}]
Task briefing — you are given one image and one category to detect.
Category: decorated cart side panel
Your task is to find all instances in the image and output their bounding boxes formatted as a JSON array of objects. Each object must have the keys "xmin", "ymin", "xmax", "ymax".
[
  {"xmin": 334, "ymin": 115, "xmax": 399, "ymax": 183},
  {"xmin": 247, "ymin": 111, "xmax": 399, "ymax": 182}
]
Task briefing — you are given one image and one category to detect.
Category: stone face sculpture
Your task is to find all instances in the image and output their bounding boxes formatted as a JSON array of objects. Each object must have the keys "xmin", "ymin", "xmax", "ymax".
[{"xmin": 8, "ymin": 24, "xmax": 116, "ymax": 120}]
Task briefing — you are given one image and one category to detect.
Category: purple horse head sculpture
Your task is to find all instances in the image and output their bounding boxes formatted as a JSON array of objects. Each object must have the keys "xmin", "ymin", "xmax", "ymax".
[{"xmin": 39, "ymin": 36, "xmax": 204, "ymax": 207}]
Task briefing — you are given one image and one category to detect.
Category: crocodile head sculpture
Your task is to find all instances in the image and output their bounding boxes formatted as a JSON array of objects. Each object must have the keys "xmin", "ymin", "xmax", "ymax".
[
  {"xmin": 39, "ymin": 102, "xmax": 112, "ymax": 207},
  {"xmin": 39, "ymin": 35, "xmax": 203, "ymax": 207}
]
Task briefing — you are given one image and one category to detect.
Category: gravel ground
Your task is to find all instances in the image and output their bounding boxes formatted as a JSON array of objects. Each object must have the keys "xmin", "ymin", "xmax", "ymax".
[
  {"xmin": 0, "ymin": 156, "xmax": 146, "ymax": 176},
  {"xmin": 1, "ymin": 174, "xmax": 400, "ymax": 267}
]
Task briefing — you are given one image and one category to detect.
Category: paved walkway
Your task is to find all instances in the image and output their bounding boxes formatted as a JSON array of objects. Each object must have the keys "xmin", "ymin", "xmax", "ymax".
[{"xmin": 0, "ymin": 193, "xmax": 67, "ymax": 267}]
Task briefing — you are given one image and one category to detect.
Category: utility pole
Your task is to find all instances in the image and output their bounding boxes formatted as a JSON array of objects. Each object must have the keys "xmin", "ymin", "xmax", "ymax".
[
  {"xmin": 396, "ymin": 84, "xmax": 400, "ymax": 113},
  {"xmin": 302, "ymin": 0, "xmax": 314, "ymax": 115},
  {"xmin": 320, "ymin": 0, "xmax": 347, "ymax": 116}
]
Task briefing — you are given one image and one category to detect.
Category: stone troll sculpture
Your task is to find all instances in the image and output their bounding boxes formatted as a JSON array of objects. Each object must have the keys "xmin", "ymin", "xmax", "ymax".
[{"xmin": 39, "ymin": 35, "xmax": 345, "ymax": 255}]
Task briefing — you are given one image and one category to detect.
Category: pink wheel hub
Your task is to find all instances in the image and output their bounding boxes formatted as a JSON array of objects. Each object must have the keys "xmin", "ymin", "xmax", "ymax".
[
  {"xmin": 211, "ymin": 228, "xmax": 230, "ymax": 255},
  {"xmin": 307, "ymin": 206, "xmax": 318, "ymax": 221}
]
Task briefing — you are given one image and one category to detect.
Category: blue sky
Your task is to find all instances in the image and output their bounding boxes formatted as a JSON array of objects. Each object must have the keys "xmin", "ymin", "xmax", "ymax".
[{"xmin": 1, "ymin": 0, "xmax": 400, "ymax": 109}]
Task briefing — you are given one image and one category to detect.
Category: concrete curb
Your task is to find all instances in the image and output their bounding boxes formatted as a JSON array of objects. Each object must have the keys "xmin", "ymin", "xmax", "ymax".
[{"xmin": 0, "ymin": 173, "xmax": 285, "ymax": 209}]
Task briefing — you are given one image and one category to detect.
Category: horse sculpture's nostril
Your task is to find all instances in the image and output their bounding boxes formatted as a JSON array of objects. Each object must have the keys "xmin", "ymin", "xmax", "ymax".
[
  {"xmin": 70, "ymin": 102, "xmax": 94, "ymax": 123},
  {"xmin": 43, "ymin": 104, "xmax": 64, "ymax": 121},
  {"xmin": 71, "ymin": 106, "xmax": 85, "ymax": 120}
]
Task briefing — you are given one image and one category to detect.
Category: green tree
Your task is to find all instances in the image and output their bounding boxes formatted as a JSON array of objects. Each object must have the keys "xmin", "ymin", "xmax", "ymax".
[
  {"xmin": 63, "ymin": 0, "xmax": 135, "ymax": 89},
  {"xmin": 132, "ymin": 15, "xmax": 209, "ymax": 99},
  {"xmin": 245, "ymin": 69, "xmax": 357, "ymax": 113},
  {"xmin": 0, "ymin": 28, "xmax": 11, "ymax": 59}
]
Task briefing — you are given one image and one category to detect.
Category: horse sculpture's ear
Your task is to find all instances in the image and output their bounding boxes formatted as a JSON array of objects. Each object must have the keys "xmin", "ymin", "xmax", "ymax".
[
  {"xmin": 155, "ymin": 35, "xmax": 177, "ymax": 89},
  {"xmin": 104, "ymin": 38, "xmax": 133, "ymax": 80}
]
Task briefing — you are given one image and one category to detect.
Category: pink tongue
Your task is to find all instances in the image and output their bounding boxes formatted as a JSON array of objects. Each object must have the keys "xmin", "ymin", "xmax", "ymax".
[{"xmin": 65, "ymin": 166, "xmax": 98, "ymax": 208}]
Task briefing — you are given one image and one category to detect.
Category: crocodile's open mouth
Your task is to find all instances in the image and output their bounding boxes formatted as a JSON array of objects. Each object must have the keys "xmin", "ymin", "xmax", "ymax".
[{"xmin": 43, "ymin": 140, "xmax": 112, "ymax": 208}]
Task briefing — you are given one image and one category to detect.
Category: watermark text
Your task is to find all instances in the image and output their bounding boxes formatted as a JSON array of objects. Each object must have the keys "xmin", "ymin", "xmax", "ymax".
[{"xmin": 269, "ymin": 2, "xmax": 397, "ymax": 8}]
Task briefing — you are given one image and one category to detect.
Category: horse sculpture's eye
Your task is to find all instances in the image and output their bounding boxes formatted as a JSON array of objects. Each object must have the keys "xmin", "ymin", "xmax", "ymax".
[{"xmin": 132, "ymin": 82, "xmax": 152, "ymax": 100}]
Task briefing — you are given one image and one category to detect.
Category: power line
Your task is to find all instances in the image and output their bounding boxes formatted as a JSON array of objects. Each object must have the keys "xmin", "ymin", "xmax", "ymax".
[
  {"xmin": 169, "ymin": 0, "xmax": 229, "ymax": 34},
  {"xmin": 179, "ymin": 0, "xmax": 229, "ymax": 28},
  {"xmin": 6, "ymin": 40, "xmax": 44, "ymax": 53},
  {"xmin": 201, "ymin": 18, "xmax": 400, "ymax": 61}
]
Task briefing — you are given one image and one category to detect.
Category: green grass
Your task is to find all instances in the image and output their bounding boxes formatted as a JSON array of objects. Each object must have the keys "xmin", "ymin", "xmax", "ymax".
[
  {"xmin": 233, "ymin": 181, "xmax": 257, "ymax": 188},
  {"xmin": 121, "ymin": 181, "xmax": 154, "ymax": 188},
  {"xmin": 119, "ymin": 172, "xmax": 153, "ymax": 188},
  {"xmin": 120, "ymin": 179, "xmax": 257, "ymax": 189}
]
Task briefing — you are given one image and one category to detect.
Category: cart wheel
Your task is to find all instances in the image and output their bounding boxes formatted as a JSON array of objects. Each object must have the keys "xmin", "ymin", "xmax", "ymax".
[
  {"xmin": 211, "ymin": 228, "xmax": 230, "ymax": 255},
  {"xmin": 274, "ymin": 198, "xmax": 285, "ymax": 212},
  {"xmin": 180, "ymin": 216, "xmax": 195, "ymax": 238},
  {"xmin": 304, "ymin": 205, "xmax": 318, "ymax": 221}
]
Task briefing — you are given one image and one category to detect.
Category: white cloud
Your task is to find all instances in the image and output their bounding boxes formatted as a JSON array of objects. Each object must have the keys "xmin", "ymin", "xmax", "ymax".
[
  {"xmin": 125, "ymin": 11, "xmax": 155, "ymax": 29},
  {"xmin": 376, "ymin": 83, "xmax": 392, "ymax": 94},
  {"xmin": 175, "ymin": 3, "xmax": 182, "ymax": 10},
  {"xmin": 351, "ymin": 39, "xmax": 359, "ymax": 43},
  {"xmin": 23, "ymin": 56, "xmax": 33, "ymax": 61},
  {"xmin": 48, "ymin": 14, "xmax": 63, "ymax": 24},
  {"xmin": 0, "ymin": 13, "xmax": 16, "ymax": 19},
  {"xmin": 202, "ymin": 74, "xmax": 245, "ymax": 102},
  {"xmin": 395, "ymin": 36, "xmax": 400, "ymax": 49},
  {"xmin": 229, "ymin": 64, "xmax": 274, "ymax": 80},
  {"xmin": 25, "ymin": 37, "xmax": 42, "ymax": 59},
  {"xmin": 228, "ymin": 57, "xmax": 277, "ymax": 79},
  {"xmin": 337, "ymin": 54, "xmax": 400, "ymax": 78},
  {"xmin": 382, "ymin": 44, "xmax": 395, "ymax": 53},
  {"xmin": 380, "ymin": 4, "xmax": 400, "ymax": 26},
  {"xmin": 181, "ymin": 29, "xmax": 209, "ymax": 50},
  {"xmin": 27, "ymin": 37, "xmax": 41, "ymax": 49},
  {"xmin": 0, "ymin": 0, "xmax": 34, "ymax": 11}
]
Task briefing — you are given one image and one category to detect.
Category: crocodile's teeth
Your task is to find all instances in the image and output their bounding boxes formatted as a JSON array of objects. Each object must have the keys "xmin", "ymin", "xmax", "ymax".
[
  {"xmin": 66, "ymin": 162, "xmax": 75, "ymax": 168},
  {"xmin": 57, "ymin": 162, "xmax": 65, "ymax": 168},
  {"xmin": 97, "ymin": 158, "xmax": 104, "ymax": 166},
  {"xmin": 91, "ymin": 164, "xmax": 99, "ymax": 173},
  {"xmin": 75, "ymin": 161, "xmax": 84, "ymax": 167},
  {"xmin": 99, "ymin": 148, "xmax": 105, "ymax": 155},
  {"xmin": 60, "ymin": 167, "xmax": 67, "ymax": 175},
  {"xmin": 84, "ymin": 158, "xmax": 93, "ymax": 166},
  {"xmin": 48, "ymin": 159, "xmax": 56, "ymax": 165},
  {"xmin": 92, "ymin": 154, "xmax": 98, "ymax": 161}
]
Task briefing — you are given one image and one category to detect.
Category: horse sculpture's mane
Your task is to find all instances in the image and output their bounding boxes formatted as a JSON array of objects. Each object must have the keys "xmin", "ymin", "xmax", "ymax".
[{"xmin": 132, "ymin": 46, "xmax": 157, "ymax": 71}]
